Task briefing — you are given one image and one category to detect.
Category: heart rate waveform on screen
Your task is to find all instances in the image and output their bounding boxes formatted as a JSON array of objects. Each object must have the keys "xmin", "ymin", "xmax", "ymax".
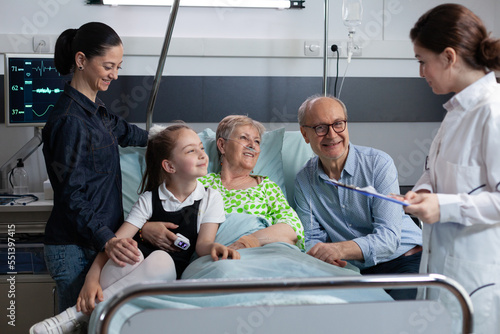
[
  {"xmin": 33, "ymin": 87, "xmax": 63, "ymax": 94},
  {"xmin": 31, "ymin": 60, "xmax": 59, "ymax": 77}
]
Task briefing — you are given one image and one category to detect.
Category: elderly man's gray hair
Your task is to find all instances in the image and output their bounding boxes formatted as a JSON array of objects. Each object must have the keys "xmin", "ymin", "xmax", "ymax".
[{"xmin": 297, "ymin": 94, "xmax": 348, "ymax": 125}]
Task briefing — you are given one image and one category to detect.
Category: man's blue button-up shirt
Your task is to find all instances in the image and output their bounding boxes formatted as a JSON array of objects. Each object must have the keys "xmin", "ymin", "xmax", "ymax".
[{"xmin": 294, "ymin": 144, "xmax": 422, "ymax": 269}]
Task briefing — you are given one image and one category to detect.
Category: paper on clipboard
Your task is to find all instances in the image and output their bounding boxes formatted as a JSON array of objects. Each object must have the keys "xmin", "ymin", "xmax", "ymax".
[{"xmin": 325, "ymin": 179, "xmax": 409, "ymax": 206}]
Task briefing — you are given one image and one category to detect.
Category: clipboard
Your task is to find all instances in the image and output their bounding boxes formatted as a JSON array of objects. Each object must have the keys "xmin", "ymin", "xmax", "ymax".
[{"xmin": 325, "ymin": 179, "xmax": 409, "ymax": 206}]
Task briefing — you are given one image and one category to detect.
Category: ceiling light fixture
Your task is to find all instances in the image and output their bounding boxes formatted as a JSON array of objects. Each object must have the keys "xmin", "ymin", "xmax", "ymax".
[{"xmin": 101, "ymin": 0, "xmax": 304, "ymax": 9}]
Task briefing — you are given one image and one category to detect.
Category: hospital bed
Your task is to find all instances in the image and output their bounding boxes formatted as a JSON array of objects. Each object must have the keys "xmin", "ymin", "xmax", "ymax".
[
  {"xmin": 84, "ymin": 131, "xmax": 474, "ymax": 334},
  {"xmin": 93, "ymin": 274, "xmax": 472, "ymax": 334},
  {"xmin": 89, "ymin": 209, "xmax": 472, "ymax": 333}
]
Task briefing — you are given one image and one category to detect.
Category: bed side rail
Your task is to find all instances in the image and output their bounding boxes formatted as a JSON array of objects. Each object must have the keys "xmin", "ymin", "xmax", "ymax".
[{"xmin": 96, "ymin": 273, "xmax": 473, "ymax": 334}]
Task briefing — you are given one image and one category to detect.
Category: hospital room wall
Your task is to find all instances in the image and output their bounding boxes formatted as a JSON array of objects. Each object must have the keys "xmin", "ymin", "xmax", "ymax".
[{"xmin": 0, "ymin": 0, "xmax": 498, "ymax": 192}]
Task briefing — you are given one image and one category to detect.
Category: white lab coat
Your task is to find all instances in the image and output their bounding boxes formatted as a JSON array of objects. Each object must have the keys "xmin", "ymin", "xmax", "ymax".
[{"xmin": 414, "ymin": 72, "xmax": 500, "ymax": 334}]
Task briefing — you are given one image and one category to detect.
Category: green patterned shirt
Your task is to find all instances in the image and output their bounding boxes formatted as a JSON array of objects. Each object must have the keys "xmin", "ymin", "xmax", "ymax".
[{"xmin": 199, "ymin": 173, "xmax": 305, "ymax": 250}]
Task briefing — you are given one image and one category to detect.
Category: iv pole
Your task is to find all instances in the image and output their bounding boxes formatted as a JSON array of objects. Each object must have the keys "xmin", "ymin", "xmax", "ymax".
[
  {"xmin": 322, "ymin": 0, "xmax": 329, "ymax": 96},
  {"xmin": 145, "ymin": 0, "xmax": 181, "ymax": 131}
]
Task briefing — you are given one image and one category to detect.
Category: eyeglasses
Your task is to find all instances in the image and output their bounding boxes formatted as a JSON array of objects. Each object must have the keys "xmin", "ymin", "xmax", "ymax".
[{"xmin": 302, "ymin": 120, "xmax": 347, "ymax": 136}]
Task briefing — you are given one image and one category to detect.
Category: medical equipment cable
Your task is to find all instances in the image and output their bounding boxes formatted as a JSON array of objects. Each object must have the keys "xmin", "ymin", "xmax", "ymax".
[
  {"xmin": 222, "ymin": 138, "xmax": 260, "ymax": 153},
  {"xmin": 0, "ymin": 193, "xmax": 38, "ymax": 206},
  {"xmin": 337, "ymin": 61, "xmax": 350, "ymax": 99},
  {"xmin": 331, "ymin": 45, "xmax": 340, "ymax": 97}
]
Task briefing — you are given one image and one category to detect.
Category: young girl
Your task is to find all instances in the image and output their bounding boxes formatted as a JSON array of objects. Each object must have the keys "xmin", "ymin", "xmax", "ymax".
[{"xmin": 31, "ymin": 124, "xmax": 240, "ymax": 334}]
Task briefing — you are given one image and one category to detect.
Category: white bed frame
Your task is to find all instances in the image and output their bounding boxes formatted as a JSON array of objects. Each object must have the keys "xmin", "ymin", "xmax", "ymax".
[{"xmin": 95, "ymin": 274, "xmax": 473, "ymax": 334}]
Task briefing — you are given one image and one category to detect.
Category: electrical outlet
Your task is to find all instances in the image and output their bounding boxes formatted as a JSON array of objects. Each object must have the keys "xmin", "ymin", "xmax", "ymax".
[
  {"xmin": 328, "ymin": 43, "xmax": 342, "ymax": 57},
  {"xmin": 351, "ymin": 44, "xmax": 362, "ymax": 57},
  {"xmin": 327, "ymin": 41, "xmax": 362, "ymax": 57},
  {"xmin": 33, "ymin": 36, "xmax": 51, "ymax": 53},
  {"xmin": 304, "ymin": 40, "xmax": 320, "ymax": 56}
]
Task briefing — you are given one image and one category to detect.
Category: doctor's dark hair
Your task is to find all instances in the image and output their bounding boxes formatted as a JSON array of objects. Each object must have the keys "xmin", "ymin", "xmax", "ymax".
[
  {"xmin": 54, "ymin": 22, "xmax": 122, "ymax": 75},
  {"xmin": 410, "ymin": 4, "xmax": 500, "ymax": 71},
  {"xmin": 139, "ymin": 123, "xmax": 192, "ymax": 193}
]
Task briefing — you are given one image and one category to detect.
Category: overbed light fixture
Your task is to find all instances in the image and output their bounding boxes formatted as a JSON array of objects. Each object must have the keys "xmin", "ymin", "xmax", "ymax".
[{"xmin": 101, "ymin": 0, "xmax": 304, "ymax": 9}]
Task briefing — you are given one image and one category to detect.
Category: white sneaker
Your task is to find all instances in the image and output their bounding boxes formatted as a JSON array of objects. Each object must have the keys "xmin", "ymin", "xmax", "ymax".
[{"xmin": 29, "ymin": 307, "xmax": 81, "ymax": 334}]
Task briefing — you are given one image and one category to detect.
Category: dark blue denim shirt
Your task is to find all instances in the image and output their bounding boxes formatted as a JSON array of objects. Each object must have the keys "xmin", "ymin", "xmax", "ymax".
[{"xmin": 42, "ymin": 83, "xmax": 148, "ymax": 251}]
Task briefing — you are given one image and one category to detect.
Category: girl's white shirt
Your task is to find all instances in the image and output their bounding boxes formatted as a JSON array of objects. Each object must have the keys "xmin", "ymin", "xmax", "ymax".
[{"xmin": 125, "ymin": 180, "xmax": 226, "ymax": 231}]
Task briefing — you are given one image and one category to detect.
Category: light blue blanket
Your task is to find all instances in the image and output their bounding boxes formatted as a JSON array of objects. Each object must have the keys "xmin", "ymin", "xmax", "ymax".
[{"xmin": 89, "ymin": 214, "xmax": 392, "ymax": 333}]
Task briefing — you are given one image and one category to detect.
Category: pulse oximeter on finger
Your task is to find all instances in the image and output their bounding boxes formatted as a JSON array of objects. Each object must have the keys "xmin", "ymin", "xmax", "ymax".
[{"xmin": 174, "ymin": 233, "xmax": 190, "ymax": 250}]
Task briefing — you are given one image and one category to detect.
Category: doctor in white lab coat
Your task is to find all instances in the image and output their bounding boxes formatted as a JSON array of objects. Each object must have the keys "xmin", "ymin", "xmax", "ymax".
[{"xmin": 403, "ymin": 4, "xmax": 500, "ymax": 333}]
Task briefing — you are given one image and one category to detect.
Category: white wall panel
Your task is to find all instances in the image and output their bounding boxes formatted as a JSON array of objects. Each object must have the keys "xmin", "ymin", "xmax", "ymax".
[
  {"xmin": 385, "ymin": 0, "xmax": 497, "ymax": 40},
  {"xmin": 112, "ymin": 55, "xmax": 418, "ymax": 77}
]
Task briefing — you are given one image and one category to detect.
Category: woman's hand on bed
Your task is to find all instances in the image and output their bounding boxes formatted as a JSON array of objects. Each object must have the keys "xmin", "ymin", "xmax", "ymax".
[
  {"xmin": 141, "ymin": 221, "xmax": 180, "ymax": 252},
  {"xmin": 229, "ymin": 234, "xmax": 261, "ymax": 250},
  {"xmin": 307, "ymin": 243, "xmax": 348, "ymax": 268},
  {"xmin": 105, "ymin": 237, "xmax": 141, "ymax": 267},
  {"xmin": 210, "ymin": 243, "xmax": 241, "ymax": 260}
]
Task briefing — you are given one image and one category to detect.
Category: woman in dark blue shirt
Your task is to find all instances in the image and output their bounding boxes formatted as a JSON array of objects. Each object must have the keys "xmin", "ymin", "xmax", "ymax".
[{"xmin": 42, "ymin": 22, "xmax": 148, "ymax": 313}]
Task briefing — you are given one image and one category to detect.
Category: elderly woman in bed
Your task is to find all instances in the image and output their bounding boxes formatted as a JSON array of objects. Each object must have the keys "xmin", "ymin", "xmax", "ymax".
[{"xmin": 141, "ymin": 115, "xmax": 305, "ymax": 251}]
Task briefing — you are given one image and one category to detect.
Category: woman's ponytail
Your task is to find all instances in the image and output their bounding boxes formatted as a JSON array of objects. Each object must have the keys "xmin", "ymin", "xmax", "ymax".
[
  {"xmin": 54, "ymin": 28, "xmax": 78, "ymax": 75},
  {"xmin": 478, "ymin": 37, "xmax": 500, "ymax": 71}
]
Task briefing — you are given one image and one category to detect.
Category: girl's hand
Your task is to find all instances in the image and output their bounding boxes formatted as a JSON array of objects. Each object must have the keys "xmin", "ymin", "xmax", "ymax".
[
  {"xmin": 141, "ymin": 221, "xmax": 179, "ymax": 252},
  {"xmin": 210, "ymin": 243, "xmax": 241, "ymax": 261},
  {"xmin": 76, "ymin": 277, "xmax": 103, "ymax": 316},
  {"xmin": 404, "ymin": 191, "xmax": 440, "ymax": 224}
]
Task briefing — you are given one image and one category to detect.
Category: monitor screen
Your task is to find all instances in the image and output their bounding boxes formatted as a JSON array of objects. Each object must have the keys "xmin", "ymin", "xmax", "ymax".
[{"xmin": 4, "ymin": 54, "xmax": 69, "ymax": 127}]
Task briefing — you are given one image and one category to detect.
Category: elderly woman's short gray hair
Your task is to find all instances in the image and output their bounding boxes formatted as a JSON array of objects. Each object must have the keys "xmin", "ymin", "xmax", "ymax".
[
  {"xmin": 297, "ymin": 94, "xmax": 348, "ymax": 125},
  {"xmin": 216, "ymin": 115, "xmax": 266, "ymax": 159}
]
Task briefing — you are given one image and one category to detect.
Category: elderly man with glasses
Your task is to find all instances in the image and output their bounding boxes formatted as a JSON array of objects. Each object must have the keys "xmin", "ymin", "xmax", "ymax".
[{"xmin": 294, "ymin": 95, "xmax": 422, "ymax": 300}]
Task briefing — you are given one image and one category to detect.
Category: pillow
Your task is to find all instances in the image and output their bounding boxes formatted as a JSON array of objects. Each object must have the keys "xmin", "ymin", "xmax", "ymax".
[
  {"xmin": 197, "ymin": 128, "xmax": 221, "ymax": 174},
  {"xmin": 281, "ymin": 131, "xmax": 315, "ymax": 208},
  {"xmin": 197, "ymin": 127, "xmax": 286, "ymax": 197},
  {"xmin": 119, "ymin": 146, "xmax": 146, "ymax": 218}
]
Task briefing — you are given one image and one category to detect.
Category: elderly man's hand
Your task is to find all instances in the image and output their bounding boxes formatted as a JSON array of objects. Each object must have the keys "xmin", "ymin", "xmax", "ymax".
[{"xmin": 307, "ymin": 243, "xmax": 348, "ymax": 267}]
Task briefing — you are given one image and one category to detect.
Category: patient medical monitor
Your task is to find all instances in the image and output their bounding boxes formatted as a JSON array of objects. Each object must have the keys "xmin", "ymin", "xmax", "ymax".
[{"xmin": 4, "ymin": 53, "xmax": 68, "ymax": 127}]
